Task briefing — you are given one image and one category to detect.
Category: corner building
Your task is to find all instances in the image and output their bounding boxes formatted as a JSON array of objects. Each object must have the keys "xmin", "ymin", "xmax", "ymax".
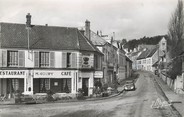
[{"xmin": 0, "ymin": 22, "xmax": 103, "ymax": 97}]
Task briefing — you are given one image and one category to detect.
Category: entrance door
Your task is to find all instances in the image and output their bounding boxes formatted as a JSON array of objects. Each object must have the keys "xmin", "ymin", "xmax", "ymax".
[{"xmin": 82, "ymin": 78, "xmax": 89, "ymax": 96}]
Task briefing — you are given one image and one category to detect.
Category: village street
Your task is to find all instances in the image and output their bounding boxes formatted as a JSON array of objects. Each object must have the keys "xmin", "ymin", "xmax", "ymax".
[{"xmin": 0, "ymin": 71, "xmax": 180, "ymax": 117}]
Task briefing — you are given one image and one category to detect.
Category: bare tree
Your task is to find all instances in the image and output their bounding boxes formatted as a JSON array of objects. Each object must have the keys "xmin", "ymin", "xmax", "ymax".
[{"xmin": 167, "ymin": 0, "xmax": 184, "ymax": 79}]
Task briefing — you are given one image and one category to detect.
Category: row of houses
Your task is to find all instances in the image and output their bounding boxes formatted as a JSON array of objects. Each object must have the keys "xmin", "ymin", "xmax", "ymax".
[
  {"xmin": 128, "ymin": 37, "xmax": 167, "ymax": 72},
  {"xmin": 0, "ymin": 13, "xmax": 132, "ymax": 98}
]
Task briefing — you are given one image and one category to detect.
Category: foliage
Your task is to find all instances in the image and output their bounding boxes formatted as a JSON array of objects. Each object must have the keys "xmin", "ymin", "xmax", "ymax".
[
  {"xmin": 167, "ymin": 0, "xmax": 184, "ymax": 79},
  {"xmin": 46, "ymin": 90, "xmax": 55, "ymax": 102},
  {"xmin": 124, "ymin": 35, "xmax": 167, "ymax": 51},
  {"xmin": 76, "ymin": 88, "xmax": 84, "ymax": 100}
]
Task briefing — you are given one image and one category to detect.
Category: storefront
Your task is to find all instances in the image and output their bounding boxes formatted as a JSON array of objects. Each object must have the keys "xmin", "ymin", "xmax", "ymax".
[
  {"xmin": 0, "ymin": 70, "xmax": 27, "ymax": 98},
  {"xmin": 94, "ymin": 71, "xmax": 103, "ymax": 88},
  {"xmin": 33, "ymin": 70, "xmax": 78, "ymax": 94}
]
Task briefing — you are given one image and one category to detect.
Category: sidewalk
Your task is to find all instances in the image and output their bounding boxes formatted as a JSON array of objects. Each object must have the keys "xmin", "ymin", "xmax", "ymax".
[{"xmin": 154, "ymin": 74, "xmax": 184, "ymax": 116}]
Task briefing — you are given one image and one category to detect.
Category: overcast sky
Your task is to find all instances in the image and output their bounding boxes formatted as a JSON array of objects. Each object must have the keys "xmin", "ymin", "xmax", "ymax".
[{"xmin": 0, "ymin": 0, "xmax": 178, "ymax": 40}]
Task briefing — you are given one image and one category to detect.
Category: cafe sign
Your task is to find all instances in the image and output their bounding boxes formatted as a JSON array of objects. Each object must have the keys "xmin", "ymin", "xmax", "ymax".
[
  {"xmin": 34, "ymin": 70, "xmax": 74, "ymax": 78},
  {"xmin": 0, "ymin": 70, "xmax": 26, "ymax": 78}
]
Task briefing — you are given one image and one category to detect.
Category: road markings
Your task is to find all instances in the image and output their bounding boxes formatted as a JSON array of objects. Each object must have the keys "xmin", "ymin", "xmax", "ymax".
[{"xmin": 151, "ymin": 98, "xmax": 172, "ymax": 109}]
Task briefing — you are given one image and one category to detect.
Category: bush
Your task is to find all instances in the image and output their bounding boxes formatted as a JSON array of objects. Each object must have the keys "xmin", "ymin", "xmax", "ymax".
[
  {"xmin": 76, "ymin": 88, "xmax": 84, "ymax": 100},
  {"xmin": 14, "ymin": 90, "xmax": 23, "ymax": 103},
  {"xmin": 46, "ymin": 90, "xmax": 54, "ymax": 102}
]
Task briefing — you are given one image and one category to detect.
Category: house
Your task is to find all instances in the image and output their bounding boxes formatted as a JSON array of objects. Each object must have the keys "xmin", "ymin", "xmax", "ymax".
[
  {"xmin": 136, "ymin": 46, "xmax": 159, "ymax": 72},
  {"xmin": 125, "ymin": 56, "xmax": 133, "ymax": 78},
  {"xmin": 90, "ymin": 30, "xmax": 119, "ymax": 87},
  {"xmin": 127, "ymin": 50, "xmax": 142, "ymax": 70},
  {"xmin": 111, "ymin": 40, "xmax": 127, "ymax": 81},
  {"xmin": 0, "ymin": 14, "xmax": 103, "ymax": 98}
]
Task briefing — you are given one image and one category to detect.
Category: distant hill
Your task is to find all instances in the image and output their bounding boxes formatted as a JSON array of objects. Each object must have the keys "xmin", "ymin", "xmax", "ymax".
[{"xmin": 124, "ymin": 35, "xmax": 168, "ymax": 51}]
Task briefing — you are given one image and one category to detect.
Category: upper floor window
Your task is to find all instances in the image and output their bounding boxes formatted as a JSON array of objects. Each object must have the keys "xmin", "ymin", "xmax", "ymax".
[
  {"xmin": 7, "ymin": 51, "xmax": 18, "ymax": 67},
  {"xmin": 40, "ymin": 52, "xmax": 49, "ymax": 67}
]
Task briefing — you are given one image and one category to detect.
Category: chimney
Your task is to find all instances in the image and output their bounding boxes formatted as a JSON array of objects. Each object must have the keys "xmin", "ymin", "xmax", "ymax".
[
  {"xmin": 26, "ymin": 13, "xmax": 31, "ymax": 27},
  {"xmin": 85, "ymin": 20, "xmax": 90, "ymax": 40}
]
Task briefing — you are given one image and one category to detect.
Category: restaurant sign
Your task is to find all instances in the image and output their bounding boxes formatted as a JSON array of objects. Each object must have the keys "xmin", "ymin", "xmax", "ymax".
[{"xmin": 0, "ymin": 70, "xmax": 26, "ymax": 78}]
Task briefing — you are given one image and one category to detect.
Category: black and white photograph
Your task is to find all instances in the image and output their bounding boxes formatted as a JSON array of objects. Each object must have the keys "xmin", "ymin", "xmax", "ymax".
[{"xmin": 0, "ymin": 0, "xmax": 184, "ymax": 117}]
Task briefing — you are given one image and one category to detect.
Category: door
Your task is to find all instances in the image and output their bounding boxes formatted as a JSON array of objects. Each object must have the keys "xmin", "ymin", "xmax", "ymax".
[{"xmin": 82, "ymin": 78, "xmax": 89, "ymax": 96}]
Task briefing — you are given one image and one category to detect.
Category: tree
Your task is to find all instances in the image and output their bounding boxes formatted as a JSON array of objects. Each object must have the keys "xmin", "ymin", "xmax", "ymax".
[
  {"xmin": 167, "ymin": 0, "xmax": 184, "ymax": 79},
  {"xmin": 121, "ymin": 39, "xmax": 127, "ymax": 45}
]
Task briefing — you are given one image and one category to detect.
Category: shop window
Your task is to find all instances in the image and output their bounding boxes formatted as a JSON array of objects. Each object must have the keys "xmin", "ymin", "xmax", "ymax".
[
  {"xmin": 62, "ymin": 79, "xmax": 71, "ymax": 93},
  {"xmin": 7, "ymin": 51, "xmax": 18, "ymax": 67},
  {"xmin": 40, "ymin": 79, "xmax": 50, "ymax": 93},
  {"xmin": 67, "ymin": 53, "xmax": 71, "ymax": 68},
  {"xmin": 40, "ymin": 52, "xmax": 49, "ymax": 67}
]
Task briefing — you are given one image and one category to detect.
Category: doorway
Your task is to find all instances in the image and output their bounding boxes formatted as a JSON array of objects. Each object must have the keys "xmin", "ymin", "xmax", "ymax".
[{"xmin": 82, "ymin": 78, "xmax": 89, "ymax": 96}]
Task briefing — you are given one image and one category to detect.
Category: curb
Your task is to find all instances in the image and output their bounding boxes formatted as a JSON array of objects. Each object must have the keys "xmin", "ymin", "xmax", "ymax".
[{"xmin": 153, "ymin": 74, "xmax": 182, "ymax": 117}]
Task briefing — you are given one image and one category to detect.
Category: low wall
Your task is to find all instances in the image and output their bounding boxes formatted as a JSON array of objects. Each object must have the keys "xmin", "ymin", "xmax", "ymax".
[{"xmin": 160, "ymin": 72, "xmax": 174, "ymax": 90}]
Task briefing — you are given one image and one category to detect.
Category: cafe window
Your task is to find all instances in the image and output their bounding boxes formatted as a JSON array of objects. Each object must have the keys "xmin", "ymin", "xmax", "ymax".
[
  {"xmin": 7, "ymin": 51, "xmax": 18, "ymax": 67},
  {"xmin": 67, "ymin": 53, "xmax": 71, "ymax": 68},
  {"xmin": 40, "ymin": 52, "xmax": 49, "ymax": 67},
  {"xmin": 40, "ymin": 79, "xmax": 50, "ymax": 93},
  {"xmin": 62, "ymin": 79, "xmax": 71, "ymax": 93}
]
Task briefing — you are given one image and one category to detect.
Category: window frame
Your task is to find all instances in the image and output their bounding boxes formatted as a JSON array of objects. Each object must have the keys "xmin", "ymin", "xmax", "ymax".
[
  {"xmin": 39, "ymin": 52, "xmax": 50, "ymax": 67},
  {"xmin": 7, "ymin": 51, "xmax": 18, "ymax": 67}
]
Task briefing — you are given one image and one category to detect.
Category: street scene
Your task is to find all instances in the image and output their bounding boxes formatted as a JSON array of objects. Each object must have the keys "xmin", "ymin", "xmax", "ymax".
[
  {"xmin": 0, "ymin": 71, "xmax": 181, "ymax": 117},
  {"xmin": 0, "ymin": 0, "xmax": 184, "ymax": 117}
]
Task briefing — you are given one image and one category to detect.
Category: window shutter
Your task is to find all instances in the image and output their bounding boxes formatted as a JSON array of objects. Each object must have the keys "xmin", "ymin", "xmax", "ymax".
[
  {"xmin": 18, "ymin": 51, "xmax": 25, "ymax": 67},
  {"xmin": 0, "ymin": 50, "xmax": 2, "ymax": 67},
  {"xmin": 2, "ymin": 50, "xmax": 7, "ymax": 67},
  {"xmin": 71, "ymin": 53, "xmax": 77, "ymax": 68},
  {"xmin": 50, "ymin": 52, "xmax": 55, "ymax": 68},
  {"xmin": 34, "ymin": 51, "xmax": 39, "ymax": 67},
  {"xmin": 62, "ymin": 52, "xmax": 67, "ymax": 68}
]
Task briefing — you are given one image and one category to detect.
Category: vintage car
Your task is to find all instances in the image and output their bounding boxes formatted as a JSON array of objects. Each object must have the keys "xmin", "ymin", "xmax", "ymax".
[{"xmin": 124, "ymin": 80, "xmax": 136, "ymax": 91}]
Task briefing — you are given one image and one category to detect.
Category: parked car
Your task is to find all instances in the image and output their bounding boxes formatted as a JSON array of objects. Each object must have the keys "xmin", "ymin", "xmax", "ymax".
[{"xmin": 124, "ymin": 80, "xmax": 135, "ymax": 91}]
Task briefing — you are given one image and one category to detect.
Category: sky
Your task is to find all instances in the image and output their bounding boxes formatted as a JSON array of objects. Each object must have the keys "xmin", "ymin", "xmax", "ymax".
[{"xmin": 0, "ymin": 0, "xmax": 179, "ymax": 40}]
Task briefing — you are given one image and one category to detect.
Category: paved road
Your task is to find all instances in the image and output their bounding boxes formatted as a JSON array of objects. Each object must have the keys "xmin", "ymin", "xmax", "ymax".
[{"xmin": 0, "ymin": 71, "xmax": 180, "ymax": 117}]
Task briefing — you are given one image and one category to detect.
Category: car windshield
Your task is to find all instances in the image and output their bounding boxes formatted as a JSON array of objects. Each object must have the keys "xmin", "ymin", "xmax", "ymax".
[{"xmin": 125, "ymin": 80, "xmax": 134, "ymax": 84}]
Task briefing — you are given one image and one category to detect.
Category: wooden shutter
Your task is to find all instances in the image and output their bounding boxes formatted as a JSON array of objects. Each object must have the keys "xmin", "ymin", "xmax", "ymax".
[
  {"xmin": 0, "ymin": 50, "xmax": 2, "ymax": 67},
  {"xmin": 50, "ymin": 52, "xmax": 55, "ymax": 68},
  {"xmin": 34, "ymin": 51, "xmax": 39, "ymax": 67},
  {"xmin": 18, "ymin": 51, "xmax": 25, "ymax": 67},
  {"xmin": 2, "ymin": 50, "xmax": 7, "ymax": 67},
  {"xmin": 62, "ymin": 52, "xmax": 67, "ymax": 68},
  {"xmin": 71, "ymin": 53, "xmax": 77, "ymax": 68}
]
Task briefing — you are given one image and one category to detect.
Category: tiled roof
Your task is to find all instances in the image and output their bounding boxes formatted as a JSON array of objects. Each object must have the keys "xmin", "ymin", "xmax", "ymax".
[
  {"xmin": 0, "ymin": 22, "xmax": 100, "ymax": 52},
  {"xmin": 137, "ymin": 46, "xmax": 158, "ymax": 60},
  {"xmin": 147, "ymin": 47, "xmax": 157, "ymax": 57},
  {"xmin": 90, "ymin": 31, "xmax": 108, "ymax": 46},
  {"xmin": 137, "ymin": 49, "xmax": 150, "ymax": 60}
]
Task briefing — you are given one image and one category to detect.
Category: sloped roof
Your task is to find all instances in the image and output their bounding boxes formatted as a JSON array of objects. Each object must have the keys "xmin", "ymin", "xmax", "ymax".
[
  {"xmin": 126, "ymin": 56, "xmax": 133, "ymax": 63},
  {"xmin": 0, "ymin": 22, "xmax": 100, "ymax": 53},
  {"xmin": 137, "ymin": 49, "xmax": 150, "ymax": 60},
  {"xmin": 137, "ymin": 46, "xmax": 158, "ymax": 60},
  {"xmin": 90, "ymin": 31, "xmax": 108, "ymax": 46},
  {"xmin": 147, "ymin": 47, "xmax": 157, "ymax": 57}
]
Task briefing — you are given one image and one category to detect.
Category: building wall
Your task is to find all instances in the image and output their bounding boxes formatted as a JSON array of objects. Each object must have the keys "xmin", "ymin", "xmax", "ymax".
[{"xmin": 0, "ymin": 48, "xmax": 102, "ymax": 96}]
